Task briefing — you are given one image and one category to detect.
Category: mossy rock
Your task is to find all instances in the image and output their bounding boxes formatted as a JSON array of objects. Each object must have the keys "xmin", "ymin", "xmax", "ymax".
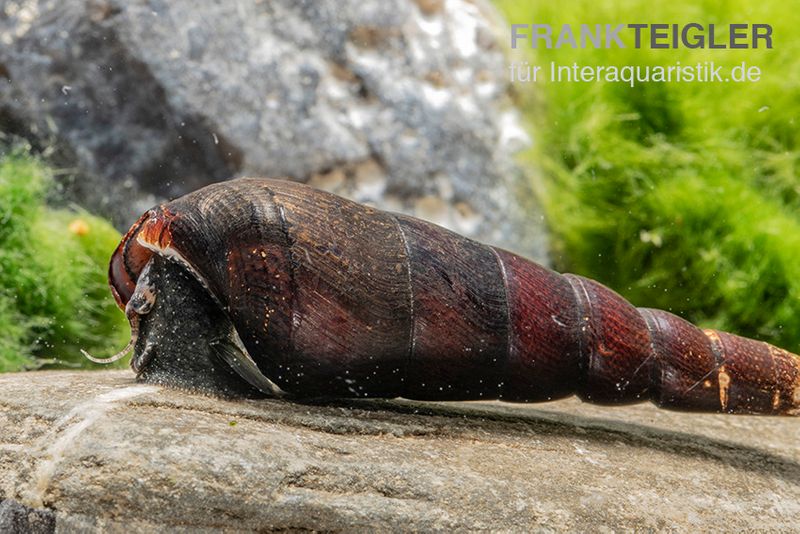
[
  {"xmin": 0, "ymin": 150, "xmax": 128, "ymax": 371},
  {"xmin": 496, "ymin": 0, "xmax": 800, "ymax": 351}
]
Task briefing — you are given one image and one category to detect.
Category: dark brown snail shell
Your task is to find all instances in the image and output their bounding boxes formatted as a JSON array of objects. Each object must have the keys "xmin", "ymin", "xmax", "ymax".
[{"xmin": 94, "ymin": 178, "xmax": 800, "ymax": 415}]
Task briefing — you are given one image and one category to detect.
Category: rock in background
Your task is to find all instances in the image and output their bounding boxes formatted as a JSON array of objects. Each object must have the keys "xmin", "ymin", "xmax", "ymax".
[
  {"xmin": 1, "ymin": 371, "xmax": 799, "ymax": 531},
  {"xmin": 0, "ymin": 0, "xmax": 546, "ymax": 261}
]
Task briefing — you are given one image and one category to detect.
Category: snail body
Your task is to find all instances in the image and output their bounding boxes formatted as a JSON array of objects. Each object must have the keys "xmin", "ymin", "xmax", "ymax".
[{"xmin": 97, "ymin": 178, "xmax": 800, "ymax": 415}]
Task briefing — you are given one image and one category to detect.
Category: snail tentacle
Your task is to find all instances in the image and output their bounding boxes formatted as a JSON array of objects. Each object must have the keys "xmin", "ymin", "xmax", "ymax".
[
  {"xmin": 82, "ymin": 259, "xmax": 158, "ymax": 366},
  {"xmin": 81, "ymin": 311, "xmax": 140, "ymax": 364}
]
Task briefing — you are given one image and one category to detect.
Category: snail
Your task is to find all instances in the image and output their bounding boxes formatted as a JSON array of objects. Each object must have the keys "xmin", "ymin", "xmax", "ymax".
[{"xmin": 84, "ymin": 178, "xmax": 800, "ymax": 415}]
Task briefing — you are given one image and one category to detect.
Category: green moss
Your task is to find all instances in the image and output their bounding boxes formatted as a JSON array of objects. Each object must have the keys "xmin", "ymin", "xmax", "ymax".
[
  {"xmin": 0, "ymin": 149, "xmax": 128, "ymax": 371},
  {"xmin": 495, "ymin": 1, "xmax": 800, "ymax": 349}
]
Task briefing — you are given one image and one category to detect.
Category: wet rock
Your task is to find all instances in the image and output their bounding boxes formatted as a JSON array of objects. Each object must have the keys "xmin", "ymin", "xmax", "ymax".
[
  {"xmin": 1, "ymin": 370, "xmax": 798, "ymax": 531},
  {"xmin": 0, "ymin": 499, "xmax": 55, "ymax": 534},
  {"xmin": 0, "ymin": 0, "xmax": 546, "ymax": 261}
]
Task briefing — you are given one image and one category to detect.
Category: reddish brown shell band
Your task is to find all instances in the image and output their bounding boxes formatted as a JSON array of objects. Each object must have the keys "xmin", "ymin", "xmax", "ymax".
[
  {"xmin": 108, "ymin": 208, "xmax": 174, "ymax": 310},
  {"xmin": 109, "ymin": 211, "xmax": 150, "ymax": 309}
]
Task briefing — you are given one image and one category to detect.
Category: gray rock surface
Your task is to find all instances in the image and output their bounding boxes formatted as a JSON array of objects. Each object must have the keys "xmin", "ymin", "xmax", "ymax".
[
  {"xmin": 0, "ymin": 0, "xmax": 546, "ymax": 261},
  {"xmin": 0, "ymin": 498, "xmax": 55, "ymax": 533},
  {"xmin": 1, "ymin": 370, "xmax": 799, "ymax": 531}
]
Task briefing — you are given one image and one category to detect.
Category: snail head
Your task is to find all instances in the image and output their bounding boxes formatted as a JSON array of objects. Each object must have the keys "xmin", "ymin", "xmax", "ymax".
[{"xmin": 84, "ymin": 208, "xmax": 283, "ymax": 398}]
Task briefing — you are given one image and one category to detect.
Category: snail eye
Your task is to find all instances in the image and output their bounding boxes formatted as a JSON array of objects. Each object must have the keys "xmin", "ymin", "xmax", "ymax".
[
  {"xmin": 126, "ymin": 261, "xmax": 159, "ymax": 315},
  {"xmin": 130, "ymin": 289, "xmax": 156, "ymax": 315}
]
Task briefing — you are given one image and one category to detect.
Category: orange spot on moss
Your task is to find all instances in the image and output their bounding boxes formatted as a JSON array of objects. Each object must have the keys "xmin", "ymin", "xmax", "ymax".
[{"xmin": 68, "ymin": 219, "xmax": 90, "ymax": 236}]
